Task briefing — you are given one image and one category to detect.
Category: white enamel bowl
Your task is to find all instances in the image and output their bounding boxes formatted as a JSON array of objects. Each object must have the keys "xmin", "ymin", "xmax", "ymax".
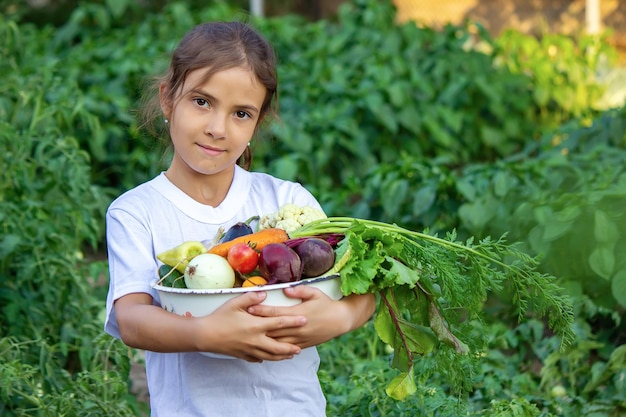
[{"xmin": 151, "ymin": 274, "xmax": 342, "ymax": 318}]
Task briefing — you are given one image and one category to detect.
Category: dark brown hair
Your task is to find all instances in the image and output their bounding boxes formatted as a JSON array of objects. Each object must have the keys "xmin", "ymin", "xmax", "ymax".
[{"xmin": 140, "ymin": 21, "xmax": 278, "ymax": 170}]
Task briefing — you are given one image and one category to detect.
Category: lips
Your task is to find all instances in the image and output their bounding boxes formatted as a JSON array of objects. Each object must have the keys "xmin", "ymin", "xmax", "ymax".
[{"xmin": 197, "ymin": 143, "xmax": 225, "ymax": 156}]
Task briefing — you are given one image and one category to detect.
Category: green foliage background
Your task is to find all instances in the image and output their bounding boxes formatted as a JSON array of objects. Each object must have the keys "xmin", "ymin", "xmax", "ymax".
[{"xmin": 1, "ymin": 0, "xmax": 625, "ymax": 415}]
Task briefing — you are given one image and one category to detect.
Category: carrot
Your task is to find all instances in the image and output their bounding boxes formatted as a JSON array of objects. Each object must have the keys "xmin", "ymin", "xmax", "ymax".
[{"xmin": 207, "ymin": 228, "xmax": 289, "ymax": 257}]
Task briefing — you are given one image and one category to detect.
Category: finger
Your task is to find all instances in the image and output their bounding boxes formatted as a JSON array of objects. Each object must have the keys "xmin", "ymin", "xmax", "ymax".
[
  {"xmin": 247, "ymin": 340, "xmax": 301, "ymax": 361},
  {"xmin": 247, "ymin": 303, "xmax": 283, "ymax": 317},
  {"xmin": 247, "ymin": 302, "xmax": 310, "ymax": 321},
  {"xmin": 238, "ymin": 353, "xmax": 288, "ymax": 362},
  {"xmin": 268, "ymin": 333, "xmax": 316, "ymax": 350},
  {"xmin": 247, "ymin": 286, "xmax": 325, "ymax": 317},
  {"xmin": 246, "ymin": 287, "xmax": 307, "ymax": 316},
  {"xmin": 221, "ymin": 291, "xmax": 267, "ymax": 311},
  {"xmin": 263, "ymin": 315, "xmax": 307, "ymax": 330},
  {"xmin": 225, "ymin": 334, "xmax": 300, "ymax": 362},
  {"xmin": 282, "ymin": 285, "xmax": 319, "ymax": 300},
  {"xmin": 266, "ymin": 330, "xmax": 299, "ymax": 342},
  {"xmin": 251, "ymin": 351, "xmax": 295, "ymax": 361},
  {"xmin": 248, "ymin": 355, "xmax": 290, "ymax": 362}
]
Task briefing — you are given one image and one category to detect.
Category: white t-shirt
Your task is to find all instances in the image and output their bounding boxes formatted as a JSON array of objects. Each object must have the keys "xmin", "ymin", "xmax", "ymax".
[{"xmin": 105, "ymin": 166, "xmax": 327, "ymax": 416}]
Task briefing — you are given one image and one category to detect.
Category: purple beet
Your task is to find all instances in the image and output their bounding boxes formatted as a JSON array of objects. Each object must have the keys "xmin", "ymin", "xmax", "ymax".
[
  {"xmin": 291, "ymin": 238, "xmax": 335, "ymax": 278},
  {"xmin": 259, "ymin": 243, "xmax": 303, "ymax": 284}
]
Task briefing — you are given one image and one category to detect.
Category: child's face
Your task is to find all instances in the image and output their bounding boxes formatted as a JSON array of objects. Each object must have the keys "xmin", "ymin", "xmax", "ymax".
[{"xmin": 165, "ymin": 66, "xmax": 266, "ymax": 177}]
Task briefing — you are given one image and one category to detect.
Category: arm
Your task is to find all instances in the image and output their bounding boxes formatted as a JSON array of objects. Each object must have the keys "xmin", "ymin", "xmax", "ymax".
[
  {"xmin": 114, "ymin": 290, "xmax": 307, "ymax": 362},
  {"xmin": 247, "ymin": 286, "xmax": 376, "ymax": 349}
]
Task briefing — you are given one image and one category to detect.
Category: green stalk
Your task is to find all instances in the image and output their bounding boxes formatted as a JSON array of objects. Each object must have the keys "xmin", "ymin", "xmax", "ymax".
[{"xmin": 292, "ymin": 217, "xmax": 515, "ymax": 271}]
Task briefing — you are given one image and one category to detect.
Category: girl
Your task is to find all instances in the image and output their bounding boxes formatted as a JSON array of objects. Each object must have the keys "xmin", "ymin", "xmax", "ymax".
[{"xmin": 104, "ymin": 21, "xmax": 376, "ymax": 416}]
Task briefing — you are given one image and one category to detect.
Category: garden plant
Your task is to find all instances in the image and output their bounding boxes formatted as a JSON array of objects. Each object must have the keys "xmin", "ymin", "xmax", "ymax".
[{"xmin": 1, "ymin": 0, "xmax": 625, "ymax": 415}]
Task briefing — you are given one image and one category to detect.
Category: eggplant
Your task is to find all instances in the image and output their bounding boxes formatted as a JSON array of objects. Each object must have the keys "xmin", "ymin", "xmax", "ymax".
[{"xmin": 219, "ymin": 216, "xmax": 259, "ymax": 243}]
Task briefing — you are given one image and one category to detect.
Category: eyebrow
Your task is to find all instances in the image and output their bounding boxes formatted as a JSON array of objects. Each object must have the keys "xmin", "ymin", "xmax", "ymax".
[{"xmin": 189, "ymin": 88, "xmax": 261, "ymax": 114}]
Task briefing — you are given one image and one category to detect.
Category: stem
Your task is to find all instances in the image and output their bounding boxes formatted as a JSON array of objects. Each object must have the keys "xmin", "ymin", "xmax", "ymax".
[
  {"xmin": 244, "ymin": 215, "xmax": 260, "ymax": 225},
  {"xmin": 29, "ymin": 92, "xmax": 42, "ymax": 131},
  {"xmin": 380, "ymin": 289, "xmax": 414, "ymax": 365},
  {"xmin": 156, "ymin": 262, "xmax": 183, "ymax": 285},
  {"xmin": 293, "ymin": 217, "xmax": 520, "ymax": 272}
]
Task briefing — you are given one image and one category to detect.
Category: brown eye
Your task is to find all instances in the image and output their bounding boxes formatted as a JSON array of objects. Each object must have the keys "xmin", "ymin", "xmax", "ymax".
[{"xmin": 235, "ymin": 110, "xmax": 251, "ymax": 119}]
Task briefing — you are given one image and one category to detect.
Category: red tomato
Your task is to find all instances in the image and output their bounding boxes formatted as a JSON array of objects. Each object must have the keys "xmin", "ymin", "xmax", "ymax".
[{"xmin": 226, "ymin": 243, "xmax": 259, "ymax": 274}]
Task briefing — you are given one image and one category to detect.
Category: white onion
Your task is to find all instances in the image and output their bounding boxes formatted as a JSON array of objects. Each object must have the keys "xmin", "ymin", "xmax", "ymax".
[{"xmin": 184, "ymin": 253, "xmax": 235, "ymax": 289}]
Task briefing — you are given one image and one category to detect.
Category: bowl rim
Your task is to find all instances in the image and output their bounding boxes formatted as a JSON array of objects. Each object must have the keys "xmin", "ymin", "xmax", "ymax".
[{"xmin": 151, "ymin": 273, "xmax": 340, "ymax": 295}]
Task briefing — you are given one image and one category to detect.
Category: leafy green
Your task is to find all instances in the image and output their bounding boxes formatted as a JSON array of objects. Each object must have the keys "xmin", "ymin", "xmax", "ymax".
[
  {"xmin": 293, "ymin": 217, "xmax": 575, "ymax": 400},
  {"xmin": 0, "ymin": 121, "xmax": 145, "ymax": 414}
]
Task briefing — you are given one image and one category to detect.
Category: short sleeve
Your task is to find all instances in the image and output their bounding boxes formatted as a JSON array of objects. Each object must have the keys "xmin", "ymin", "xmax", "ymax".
[{"xmin": 104, "ymin": 205, "xmax": 160, "ymax": 338}]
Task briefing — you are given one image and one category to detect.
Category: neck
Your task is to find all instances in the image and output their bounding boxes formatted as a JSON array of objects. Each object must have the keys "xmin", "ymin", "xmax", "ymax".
[{"xmin": 165, "ymin": 161, "xmax": 235, "ymax": 207}]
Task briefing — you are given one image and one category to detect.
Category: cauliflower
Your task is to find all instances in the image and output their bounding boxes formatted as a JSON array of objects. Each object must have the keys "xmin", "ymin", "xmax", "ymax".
[{"xmin": 259, "ymin": 204, "xmax": 327, "ymax": 233}]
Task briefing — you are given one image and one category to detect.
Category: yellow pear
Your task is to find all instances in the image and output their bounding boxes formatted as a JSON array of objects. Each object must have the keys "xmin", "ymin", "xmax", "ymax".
[{"xmin": 157, "ymin": 241, "xmax": 207, "ymax": 273}]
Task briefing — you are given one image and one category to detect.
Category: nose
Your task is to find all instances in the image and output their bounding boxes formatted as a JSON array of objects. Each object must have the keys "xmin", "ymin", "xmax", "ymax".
[{"xmin": 205, "ymin": 113, "xmax": 226, "ymax": 139}]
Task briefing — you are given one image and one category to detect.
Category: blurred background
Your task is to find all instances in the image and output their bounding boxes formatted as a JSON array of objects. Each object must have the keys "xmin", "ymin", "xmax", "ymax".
[
  {"xmin": 12, "ymin": 0, "xmax": 626, "ymax": 45},
  {"xmin": 1, "ymin": 1, "xmax": 625, "ymax": 416}
]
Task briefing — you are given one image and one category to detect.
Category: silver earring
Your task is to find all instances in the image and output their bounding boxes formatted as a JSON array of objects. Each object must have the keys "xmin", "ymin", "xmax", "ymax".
[
  {"xmin": 164, "ymin": 118, "xmax": 169, "ymax": 124},
  {"xmin": 247, "ymin": 142, "xmax": 250, "ymax": 146}
]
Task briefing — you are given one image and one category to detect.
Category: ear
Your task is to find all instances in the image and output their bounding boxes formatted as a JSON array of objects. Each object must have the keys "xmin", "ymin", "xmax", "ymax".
[{"xmin": 159, "ymin": 82, "xmax": 172, "ymax": 120}]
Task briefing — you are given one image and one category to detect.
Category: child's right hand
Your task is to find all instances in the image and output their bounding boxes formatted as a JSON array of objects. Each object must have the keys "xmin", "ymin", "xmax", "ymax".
[
  {"xmin": 114, "ymin": 291, "xmax": 307, "ymax": 363},
  {"xmin": 195, "ymin": 291, "xmax": 307, "ymax": 362}
]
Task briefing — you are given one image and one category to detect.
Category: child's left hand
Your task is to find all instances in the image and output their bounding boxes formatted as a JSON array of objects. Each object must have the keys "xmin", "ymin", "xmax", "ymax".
[{"xmin": 247, "ymin": 286, "xmax": 376, "ymax": 349}]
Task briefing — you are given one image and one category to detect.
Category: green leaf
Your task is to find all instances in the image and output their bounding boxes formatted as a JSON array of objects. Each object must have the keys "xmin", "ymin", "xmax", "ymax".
[
  {"xmin": 437, "ymin": 106, "xmax": 462, "ymax": 134},
  {"xmin": 493, "ymin": 170, "xmax": 515, "ymax": 197},
  {"xmin": 542, "ymin": 220, "xmax": 572, "ymax": 242},
  {"xmin": 458, "ymin": 197, "xmax": 497, "ymax": 232},
  {"xmin": 555, "ymin": 205, "xmax": 582, "ymax": 223},
  {"xmin": 533, "ymin": 85, "xmax": 550, "ymax": 106},
  {"xmin": 583, "ymin": 344, "xmax": 626, "ymax": 393},
  {"xmin": 481, "ymin": 124, "xmax": 504, "ymax": 148},
  {"xmin": 340, "ymin": 254, "xmax": 379, "ymax": 294},
  {"xmin": 607, "ymin": 344, "xmax": 626, "ymax": 373},
  {"xmin": 594, "ymin": 209, "xmax": 619, "ymax": 244},
  {"xmin": 423, "ymin": 116, "xmax": 453, "ymax": 147},
  {"xmin": 106, "ymin": 0, "xmax": 128, "ymax": 18},
  {"xmin": 373, "ymin": 304, "xmax": 395, "ymax": 346},
  {"xmin": 387, "ymin": 82, "xmax": 407, "ymax": 107},
  {"xmin": 386, "ymin": 257, "xmax": 420, "ymax": 287},
  {"xmin": 364, "ymin": 92, "xmax": 397, "ymax": 133},
  {"xmin": 269, "ymin": 156, "xmax": 300, "ymax": 181},
  {"xmin": 412, "ymin": 183, "xmax": 437, "ymax": 217},
  {"xmin": 528, "ymin": 225, "xmax": 551, "ymax": 255},
  {"xmin": 385, "ymin": 370, "xmax": 417, "ymax": 401},
  {"xmin": 428, "ymin": 301, "xmax": 469, "ymax": 354},
  {"xmin": 398, "ymin": 106, "xmax": 422, "ymax": 135},
  {"xmin": 381, "ymin": 178, "xmax": 409, "ymax": 218},
  {"xmin": 456, "ymin": 178, "xmax": 477, "ymax": 201},
  {"xmin": 588, "ymin": 245, "xmax": 615, "ymax": 280},
  {"xmin": 338, "ymin": 229, "xmax": 383, "ymax": 294},
  {"xmin": 532, "ymin": 205, "xmax": 573, "ymax": 241},
  {"xmin": 390, "ymin": 341, "xmax": 411, "ymax": 372},
  {"xmin": 611, "ymin": 270, "xmax": 626, "ymax": 308},
  {"xmin": 401, "ymin": 320, "xmax": 438, "ymax": 355},
  {"xmin": 376, "ymin": 104, "xmax": 399, "ymax": 133},
  {"xmin": 0, "ymin": 234, "xmax": 21, "ymax": 258},
  {"xmin": 533, "ymin": 205, "xmax": 553, "ymax": 225}
]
